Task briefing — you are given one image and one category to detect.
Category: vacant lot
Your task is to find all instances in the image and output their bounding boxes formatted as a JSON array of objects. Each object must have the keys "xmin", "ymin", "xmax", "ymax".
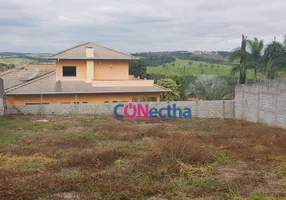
[{"xmin": 0, "ymin": 115, "xmax": 285, "ymax": 200}]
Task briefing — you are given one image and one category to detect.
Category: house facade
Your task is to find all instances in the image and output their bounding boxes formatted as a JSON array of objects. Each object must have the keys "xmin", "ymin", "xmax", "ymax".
[{"xmin": 1, "ymin": 42, "xmax": 170, "ymax": 106}]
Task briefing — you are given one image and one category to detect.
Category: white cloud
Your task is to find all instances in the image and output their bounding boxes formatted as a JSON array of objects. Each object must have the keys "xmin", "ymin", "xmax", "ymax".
[{"xmin": 0, "ymin": 0, "xmax": 286, "ymax": 53}]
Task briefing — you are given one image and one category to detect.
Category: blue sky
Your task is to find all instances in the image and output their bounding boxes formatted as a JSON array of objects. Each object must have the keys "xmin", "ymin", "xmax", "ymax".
[{"xmin": 0, "ymin": 0, "xmax": 286, "ymax": 53}]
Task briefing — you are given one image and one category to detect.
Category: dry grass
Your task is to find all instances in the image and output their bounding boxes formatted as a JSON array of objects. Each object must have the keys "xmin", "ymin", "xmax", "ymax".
[{"xmin": 0, "ymin": 115, "xmax": 285, "ymax": 199}]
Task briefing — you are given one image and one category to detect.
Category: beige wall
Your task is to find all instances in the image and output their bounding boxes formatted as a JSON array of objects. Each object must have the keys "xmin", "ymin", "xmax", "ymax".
[
  {"xmin": 94, "ymin": 60, "xmax": 129, "ymax": 80},
  {"xmin": 56, "ymin": 60, "xmax": 129, "ymax": 81},
  {"xmin": 92, "ymin": 80, "xmax": 154, "ymax": 87},
  {"xmin": 6, "ymin": 93, "xmax": 160, "ymax": 105},
  {"xmin": 56, "ymin": 60, "xmax": 86, "ymax": 81}
]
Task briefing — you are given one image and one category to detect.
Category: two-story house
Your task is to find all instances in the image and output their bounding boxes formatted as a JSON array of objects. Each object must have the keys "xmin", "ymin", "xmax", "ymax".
[{"xmin": 1, "ymin": 42, "xmax": 170, "ymax": 105}]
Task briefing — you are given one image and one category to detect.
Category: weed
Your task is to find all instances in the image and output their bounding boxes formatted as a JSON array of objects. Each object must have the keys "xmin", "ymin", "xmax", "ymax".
[
  {"xmin": 114, "ymin": 159, "xmax": 125, "ymax": 165},
  {"xmin": 212, "ymin": 154, "xmax": 229, "ymax": 164},
  {"xmin": 0, "ymin": 133, "xmax": 23, "ymax": 147},
  {"xmin": 19, "ymin": 161, "xmax": 45, "ymax": 168},
  {"xmin": 120, "ymin": 141, "xmax": 145, "ymax": 153},
  {"xmin": 0, "ymin": 115, "xmax": 285, "ymax": 199},
  {"xmin": 248, "ymin": 193, "xmax": 270, "ymax": 200},
  {"xmin": 22, "ymin": 146, "xmax": 39, "ymax": 151},
  {"xmin": 157, "ymin": 134, "xmax": 212, "ymax": 164},
  {"xmin": 81, "ymin": 131, "xmax": 96, "ymax": 140},
  {"xmin": 225, "ymin": 188, "xmax": 243, "ymax": 200}
]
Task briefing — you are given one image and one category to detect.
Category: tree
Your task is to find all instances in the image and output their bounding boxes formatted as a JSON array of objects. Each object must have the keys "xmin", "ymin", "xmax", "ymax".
[
  {"xmin": 129, "ymin": 59, "xmax": 147, "ymax": 79},
  {"xmin": 170, "ymin": 75, "xmax": 188, "ymax": 100},
  {"xmin": 188, "ymin": 75, "xmax": 234, "ymax": 100},
  {"xmin": 157, "ymin": 79, "xmax": 180, "ymax": 101},
  {"xmin": 229, "ymin": 34, "xmax": 249, "ymax": 84},
  {"xmin": 263, "ymin": 37, "xmax": 286, "ymax": 79},
  {"xmin": 247, "ymin": 37, "xmax": 264, "ymax": 81}
]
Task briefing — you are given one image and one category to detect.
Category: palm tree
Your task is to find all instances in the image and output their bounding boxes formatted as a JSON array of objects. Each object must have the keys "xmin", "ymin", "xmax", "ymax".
[
  {"xmin": 229, "ymin": 34, "xmax": 249, "ymax": 84},
  {"xmin": 247, "ymin": 37, "xmax": 264, "ymax": 81},
  {"xmin": 263, "ymin": 37, "xmax": 286, "ymax": 79},
  {"xmin": 188, "ymin": 75, "xmax": 234, "ymax": 100}
]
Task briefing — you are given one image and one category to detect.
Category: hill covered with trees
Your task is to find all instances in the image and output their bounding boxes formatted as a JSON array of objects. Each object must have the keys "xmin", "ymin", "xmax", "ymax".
[{"xmin": 132, "ymin": 51, "xmax": 229, "ymax": 67}]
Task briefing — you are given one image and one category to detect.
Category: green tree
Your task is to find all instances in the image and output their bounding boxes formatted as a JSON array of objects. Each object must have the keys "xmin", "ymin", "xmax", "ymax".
[
  {"xmin": 229, "ymin": 34, "xmax": 249, "ymax": 84},
  {"xmin": 247, "ymin": 37, "xmax": 264, "ymax": 81},
  {"xmin": 188, "ymin": 75, "xmax": 234, "ymax": 100},
  {"xmin": 157, "ymin": 78, "xmax": 180, "ymax": 101},
  {"xmin": 129, "ymin": 60, "xmax": 147, "ymax": 79},
  {"xmin": 170, "ymin": 75, "xmax": 188, "ymax": 100},
  {"xmin": 263, "ymin": 37, "xmax": 286, "ymax": 79},
  {"xmin": 199, "ymin": 63, "xmax": 203, "ymax": 68}
]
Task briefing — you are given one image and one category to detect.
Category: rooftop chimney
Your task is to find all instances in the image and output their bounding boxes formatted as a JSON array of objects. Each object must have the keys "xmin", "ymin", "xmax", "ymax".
[
  {"xmin": 86, "ymin": 46, "xmax": 94, "ymax": 83},
  {"xmin": 86, "ymin": 47, "xmax": 94, "ymax": 57}
]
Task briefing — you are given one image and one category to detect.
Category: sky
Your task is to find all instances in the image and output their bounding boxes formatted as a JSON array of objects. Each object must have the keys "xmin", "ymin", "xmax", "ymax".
[{"xmin": 0, "ymin": 0, "xmax": 286, "ymax": 53}]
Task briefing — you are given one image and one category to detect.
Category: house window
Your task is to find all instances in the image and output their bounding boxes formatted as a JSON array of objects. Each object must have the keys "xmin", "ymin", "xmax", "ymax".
[
  {"xmin": 132, "ymin": 97, "xmax": 144, "ymax": 102},
  {"xmin": 61, "ymin": 102, "xmax": 71, "ymax": 104},
  {"xmin": 82, "ymin": 102, "xmax": 88, "ymax": 104},
  {"xmin": 147, "ymin": 97, "xmax": 157, "ymax": 102},
  {"xmin": 25, "ymin": 103, "xmax": 49, "ymax": 105},
  {"xmin": 63, "ymin": 66, "xmax": 76, "ymax": 77}
]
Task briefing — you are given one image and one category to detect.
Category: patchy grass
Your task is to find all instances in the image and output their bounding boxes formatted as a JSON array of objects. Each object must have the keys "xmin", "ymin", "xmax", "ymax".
[{"xmin": 0, "ymin": 115, "xmax": 285, "ymax": 199}]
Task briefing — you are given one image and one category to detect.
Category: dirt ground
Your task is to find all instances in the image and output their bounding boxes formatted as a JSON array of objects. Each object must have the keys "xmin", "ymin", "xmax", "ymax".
[{"xmin": 0, "ymin": 115, "xmax": 285, "ymax": 200}]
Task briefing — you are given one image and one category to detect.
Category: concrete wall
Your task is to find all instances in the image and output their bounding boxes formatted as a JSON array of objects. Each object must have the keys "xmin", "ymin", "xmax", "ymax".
[
  {"xmin": 235, "ymin": 80, "xmax": 286, "ymax": 128},
  {"xmin": 6, "ymin": 93, "xmax": 161, "ymax": 106},
  {"xmin": 6, "ymin": 100, "xmax": 235, "ymax": 119}
]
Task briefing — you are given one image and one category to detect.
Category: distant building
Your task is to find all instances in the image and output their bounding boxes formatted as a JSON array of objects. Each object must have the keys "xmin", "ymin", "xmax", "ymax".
[{"xmin": 1, "ymin": 42, "xmax": 170, "ymax": 105}]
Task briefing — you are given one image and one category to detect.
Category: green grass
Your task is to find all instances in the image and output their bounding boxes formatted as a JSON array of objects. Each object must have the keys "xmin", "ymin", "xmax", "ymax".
[
  {"xmin": 212, "ymin": 154, "xmax": 229, "ymax": 164},
  {"xmin": 147, "ymin": 59, "xmax": 264, "ymax": 80},
  {"xmin": 19, "ymin": 161, "xmax": 45, "ymax": 169},
  {"xmin": 0, "ymin": 57, "xmax": 35, "ymax": 65},
  {"xmin": 81, "ymin": 131, "xmax": 96, "ymax": 140}
]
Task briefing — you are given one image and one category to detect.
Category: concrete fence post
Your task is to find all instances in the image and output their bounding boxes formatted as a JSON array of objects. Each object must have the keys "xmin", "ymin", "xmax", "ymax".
[
  {"xmin": 0, "ymin": 97, "xmax": 4, "ymax": 116},
  {"xmin": 233, "ymin": 100, "xmax": 235, "ymax": 119},
  {"xmin": 75, "ymin": 94, "xmax": 78, "ymax": 114},
  {"xmin": 274, "ymin": 87, "xmax": 279, "ymax": 127},
  {"xmin": 222, "ymin": 101, "xmax": 225, "ymax": 120},
  {"xmin": 257, "ymin": 86, "xmax": 260, "ymax": 123},
  {"xmin": 108, "ymin": 96, "xmax": 111, "ymax": 115},
  {"xmin": 242, "ymin": 88, "xmax": 245, "ymax": 120},
  {"xmin": 195, "ymin": 100, "xmax": 199, "ymax": 118},
  {"xmin": 40, "ymin": 94, "xmax": 43, "ymax": 116}
]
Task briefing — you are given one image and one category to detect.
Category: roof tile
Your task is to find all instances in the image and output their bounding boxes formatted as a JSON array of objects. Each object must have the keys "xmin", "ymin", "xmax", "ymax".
[{"xmin": 49, "ymin": 42, "xmax": 138, "ymax": 60}]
